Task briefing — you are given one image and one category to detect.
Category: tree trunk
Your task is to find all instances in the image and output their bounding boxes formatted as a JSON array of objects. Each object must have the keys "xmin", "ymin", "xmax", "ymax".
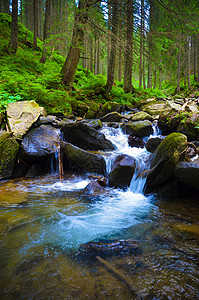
[
  {"xmin": 153, "ymin": 66, "xmax": 157, "ymax": 89},
  {"xmin": 123, "ymin": 0, "xmax": 134, "ymax": 93},
  {"xmin": 9, "ymin": 0, "xmax": 18, "ymax": 54},
  {"xmin": 33, "ymin": 0, "xmax": 38, "ymax": 48},
  {"xmin": 118, "ymin": 40, "xmax": 122, "ymax": 82},
  {"xmin": 20, "ymin": 0, "xmax": 23, "ymax": 23},
  {"xmin": 1, "ymin": 0, "xmax": 9, "ymax": 14},
  {"xmin": 90, "ymin": 36, "xmax": 93, "ymax": 73},
  {"xmin": 193, "ymin": 34, "xmax": 197, "ymax": 81},
  {"xmin": 177, "ymin": 36, "xmax": 181, "ymax": 94},
  {"xmin": 143, "ymin": 34, "xmax": 146, "ymax": 89},
  {"xmin": 187, "ymin": 36, "xmax": 191, "ymax": 89},
  {"xmin": 105, "ymin": 0, "xmax": 119, "ymax": 93},
  {"xmin": 40, "ymin": 0, "xmax": 51, "ymax": 63},
  {"xmin": 107, "ymin": 0, "xmax": 112, "ymax": 67},
  {"xmin": 139, "ymin": 0, "xmax": 144, "ymax": 87},
  {"xmin": 184, "ymin": 37, "xmax": 187, "ymax": 86},
  {"xmin": 197, "ymin": 33, "xmax": 199, "ymax": 83},
  {"xmin": 159, "ymin": 70, "xmax": 161, "ymax": 89}
]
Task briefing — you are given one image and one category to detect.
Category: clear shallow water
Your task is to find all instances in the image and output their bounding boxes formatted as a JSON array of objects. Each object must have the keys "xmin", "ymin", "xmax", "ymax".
[{"xmin": 0, "ymin": 126, "xmax": 199, "ymax": 299}]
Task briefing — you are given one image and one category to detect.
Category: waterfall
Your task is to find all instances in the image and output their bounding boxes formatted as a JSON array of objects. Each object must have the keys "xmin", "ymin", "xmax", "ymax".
[{"xmin": 101, "ymin": 124, "xmax": 157, "ymax": 194}]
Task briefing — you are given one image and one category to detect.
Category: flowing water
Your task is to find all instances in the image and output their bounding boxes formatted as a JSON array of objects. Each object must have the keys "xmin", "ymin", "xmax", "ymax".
[{"xmin": 0, "ymin": 125, "xmax": 199, "ymax": 299}]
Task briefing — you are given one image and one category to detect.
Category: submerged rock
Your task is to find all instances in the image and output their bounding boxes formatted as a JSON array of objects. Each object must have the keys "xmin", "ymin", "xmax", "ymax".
[
  {"xmin": 83, "ymin": 180, "xmax": 106, "ymax": 195},
  {"xmin": 146, "ymin": 132, "xmax": 187, "ymax": 190},
  {"xmin": 61, "ymin": 122, "xmax": 115, "ymax": 151},
  {"xmin": 174, "ymin": 162, "xmax": 199, "ymax": 190},
  {"xmin": 128, "ymin": 135, "xmax": 145, "ymax": 148},
  {"xmin": 61, "ymin": 141, "xmax": 106, "ymax": 175},
  {"xmin": 108, "ymin": 154, "xmax": 136, "ymax": 188},
  {"xmin": 6, "ymin": 100, "xmax": 42, "ymax": 138},
  {"xmin": 0, "ymin": 131, "xmax": 19, "ymax": 180},
  {"xmin": 78, "ymin": 239, "xmax": 140, "ymax": 256}
]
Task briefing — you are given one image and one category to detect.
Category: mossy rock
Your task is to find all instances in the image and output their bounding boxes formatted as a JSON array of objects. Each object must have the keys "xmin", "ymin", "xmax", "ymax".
[
  {"xmin": 122, "ymin": 120, "xmax": 153, "ymax": 137},
  {"xmin": 174, "ymin": 162, "xmax": 199, "ymax": 190},
  {"xmin": 0, "ymin": 131, "xmax": 19, "ymax": 180},
  {"xmin": 129, "ymin": 111, "xmax": 152, "ymax": 122},
  {"xmin": 142, "ymin": 100, "xmax": 173, "ymax": 117},
  {"xmin": 177, "ymin": 114, "xmax": 199, "ymax": 141},
  {"xmin": 100, "ymin": 112, "xmax": 124, "ymax": 122},
  {"xmin": 146, "ymin": 132, "xmax": 187, "ymax": 190},
  {"xmin": 96, "ymin": 102, "xmax": 121, "ymax": 119},
  {"xmin": 85, "ymin": 102, "xmax": 101, "ymax": 119},
  {"xmin": 71, "ymin": 101, "xmax": 89, "ymax": 117}
]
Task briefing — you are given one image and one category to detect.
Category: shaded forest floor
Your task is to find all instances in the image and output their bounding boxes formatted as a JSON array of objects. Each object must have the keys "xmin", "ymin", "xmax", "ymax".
[{"xmin": 0, "ymin": 13, "xmax": 199, "ymax": 117}]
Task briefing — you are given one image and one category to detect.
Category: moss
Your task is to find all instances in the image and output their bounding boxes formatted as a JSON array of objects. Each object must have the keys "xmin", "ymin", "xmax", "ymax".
[{"xmin": 0, "ymin": 132, "xmax": 19, "ymax": 179}]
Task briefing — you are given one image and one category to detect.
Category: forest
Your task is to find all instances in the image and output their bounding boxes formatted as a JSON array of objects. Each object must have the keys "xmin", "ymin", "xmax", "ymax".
[
  {"xmin": 0, "ymin": 0, "xmax": 199, "ymax": 115},
  {"xmin": 1, "ymin": 1, "xmax": 199, "ymax": 299}
]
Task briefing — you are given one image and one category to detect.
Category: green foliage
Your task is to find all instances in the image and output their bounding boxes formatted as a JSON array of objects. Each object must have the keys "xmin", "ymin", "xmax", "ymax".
[{"xmin": 0, "ymin": 93, "xmax": 21, "ymax": 113}]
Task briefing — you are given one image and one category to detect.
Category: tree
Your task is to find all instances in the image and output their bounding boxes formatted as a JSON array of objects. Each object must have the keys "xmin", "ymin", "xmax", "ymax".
[
  {"xmin": 123, "ymin": 0, "xmax": 135, "ymax": 93},
  {"xmin": 61, "ymin": 0, "xmax": 101, "ymax": 86},
  {"xmin": 40, "ymin": 0, "xmax": 52, "ymax": 63},
  {"xmin": 105, "ymin": 0, "xmax": 119, "ymax": 92},
  {"xmin": 9, "ymin": 0, "xmax": 18, "ymax": 54},
  {"xmin": 33, "ymin": 0, "xmax": 38, "ymax": 48}
]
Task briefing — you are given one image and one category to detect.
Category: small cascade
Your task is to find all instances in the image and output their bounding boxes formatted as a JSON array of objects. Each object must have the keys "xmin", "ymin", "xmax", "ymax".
[{"xmin": 50, "ymin": 150, "xmax": 59, "ymax": 174}]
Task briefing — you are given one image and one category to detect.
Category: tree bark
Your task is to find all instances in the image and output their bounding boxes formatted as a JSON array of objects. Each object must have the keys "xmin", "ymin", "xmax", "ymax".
[
  {"xmin": 184, "ymin": 37, "xmax": 187, "ymax": 86},
  {"xmin": 105, "ymin": 0, "xmax": 119, "ymax": 93},
  {"xmin": 123, "ymin": 0, "xmax": 134, "ymax": 93},
  {"xmin": 90, "ymin": 36, "xmax": 93, "ymax": 73},
  {"xmin": 9, "ymin": 0, "xmax": 18, "ymax": 54},
  {"xmin": 187, "ymin": 36, "xmax": 191, "ymax": 89},
  {"xmin": 193, "ymin": 34, "xmax": 197, "ymax": 81},
  {"xmin": 197, "ymin": 33, "xmax": 199, "ymax": 83},
  {"xmin": 153, "ymin": 66, "xmax": 157, "ymax": 89},
  {"xmin": 40, "ymin": 0, "xmax": 51, "ymax": 63},
  {"xmin": 177, "ymin": 35, "xmax": 181, "ymax": 93},
  {"xmin": 1, "ymin": 0, "xmax": 9, "ymax": 14},
  {"xmin": 33, "ymin": 0, "xmax": 38, "ymax": 48},
  {"xmin": 139, "ymin": 0, "xmax": 144, "ymax": 87}
]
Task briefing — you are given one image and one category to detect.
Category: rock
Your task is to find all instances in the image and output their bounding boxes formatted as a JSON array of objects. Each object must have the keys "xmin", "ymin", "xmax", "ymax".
[
  {"xmin": 6, "ymin": 100, "xmax": 42, "ymax": 138},
  {"xmin": 0, "ymin": 132, "xmax": 19, "ymax": 180},
  {"xmin": 86, "ymin": 119, "xmax": 102, "ymax": 130},
  {"xmin": 83, "ymin": 180, "xmax": 106, "ymax": 195},
  {"xmin": 128, "ymin": 135, "xmax": 145, "ymax": 148},
  {"xmin": 129, "ymin": 111, "xmax": 152, "ymax": 122},
  {"xmin": 26, "ymin": 164, "xmax": 44, "ymax": 178},
  {"xmin": 145, "ymin": 137, "xmax": 165, "ymax": 153},
  {"xmin": 61, "ymin": 141, "xmax": 106, "ymax": 175},
  {"xmin": 78, "ymin": 239, "xmax": 140, "ymax": 256},
  {"xmin": 61, "ymin": 122, "xmax": 115, "ymax": 151},
  {"xmin": 108, "ymin": 154, "xmax": 136, "ymax": 188},
  {"xmin": 20, "ymin": 125, "xmax": 61, "ymax": 161},
  {"xmin": 100, "ymin": 112, "xmax": 124, "ymax": 122},
  {"xmin": 174, "ymin": 162, "xmax": 199, "ymax": 190},
  {"xmin": 97, "ymin": 176, "xmax": 108, "ymax": 187},
  {"xmin": 36, "ymin": 116, "xmax": 57, "ymax": 126},
  {"xmin": 71, "ymin": 101, "xmax": 89, "ymax": 117},
  {"xmin": 142, "ymin": 100, "xmax": 179, "ymax": 119},
  {"xmin": 96, "ymin": 102, "xmax": 121, "ymax": 119},
  {"xmin": 177, "ymin": 114, "xmax": 199, "ymax": 141},
  {"xmin": 122, "ymin": 120, "xmax": 153, "ymax": 137},
  {"xmin": 85, "ymin": 103, "xmax": 101, "ymax": 119},
  {"xmin": 146, "ymin": 133, "xmax": 187, "ymax": 190}
]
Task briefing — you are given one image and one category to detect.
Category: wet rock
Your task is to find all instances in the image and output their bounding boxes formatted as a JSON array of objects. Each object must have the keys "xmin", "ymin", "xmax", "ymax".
[
  {"xmin": 71, "ymin": 101, "xmax": 89, "ymax": 117},
  {"xmin": 0, "ymin": 132, "xmax": 19, "ymax": 180},
  {"xmin": 20, "ymin": 125, "xmax": 61, "ymax": 161},
  {"xmin": 85, "ymin": 103, "xmax": 101, "ymax": 119},
  {"xmin": 61, "ymin": 122, "xmax": 115, "ymax": 151},
  {"xmin": 145, "ymin": 137, "xmax": 165, "ymax": 153},
  {"xmin": 6, "ymin": 100, "xmax": 42, "ymax": 138},
  {"xmin": 83, "ymin": 180, "xmax": 106, "ymax": 195},
  {"xmin": 174, "ymin": 161, "xmax": 199, "ymax": 190},
  {"xmin": 122, "ymin": 120, "xmax": 153, "ymax": 137},
  {"xmin": 26, "ymin": 164, "xmax": 44, "ymax": 178},
  {"xmin": 177, "ymin": 114, "xmax": 199, "ymax": 141},
  {"xmin": 128, "ymin": 135, "xmax": 145, "ymax": 148},
  {"xmin": 146, "ymin": 133, "xmax": 187, "ymax": 190},
  {"xmin": 96, "ymin": 102, "xmax": 121, "ymax": 119},
  {"xmin": 142, "ymin": 100, "xmax": 171, "ymax": 118},
  {"xmin": 78, "ymin": 239, "xmax": 140, "ymax": 256},
  {"xmin": 86, "ymin": 119, "xmax": 102, "ymax": 130},
  {"xmin": 108, "ymin": 154, "xmax": 136, "ymax": 188},
  {"xmin": 61, "ymin": 141, "xmax": 106, "ymax": 175},
  {"xmin": 97, "ymin": 176, "xmax": 108, "ymax": 187},
  {"xmin": 100, "ymin": 112, "xmax": 124, "ymax": 122},
  {"xmin": 129, "ymin": 111, "xmax": 152, "ymax": 122}
]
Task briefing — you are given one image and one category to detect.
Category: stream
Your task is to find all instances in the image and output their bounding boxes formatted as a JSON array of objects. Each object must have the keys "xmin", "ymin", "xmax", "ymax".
[{"xmin": 0, "ymin": 124, "xmax": 199, "ymax": 299}]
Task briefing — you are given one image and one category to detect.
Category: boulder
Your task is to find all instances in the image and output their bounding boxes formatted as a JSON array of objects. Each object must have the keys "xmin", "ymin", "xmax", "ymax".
[
  {"xmin": 85, "ymin": 103, "xmax": 101, "ymax": 119},
  {"xmin": 6, "ymin": 100, "xmax": 42, "ymax": 138},
  {"xmin": 129, "ymin": 111, "xmax": 152, "ymax": 122},
  {"xmin": 174, "ymin": 162, "xmax": 199, "ymax": 190},
  {"xmin": 145, "ymin": 137, "xmax": 165, "ymax": 153},
  {"xmin": 128, "ymin": 135, "xmax": 145, "ymax": 148},
  {"xmin": 96, "ymin": 102, "xmax": 121, "ymax": 119},
  {"xmin": 0, "ymin": 131, "xmax": 19, "ymax": 180},
  {"xmin": 71, "ymin": 101, "xmax": 89, "ymax": 117},
  {"xmin": 177, "ymin": 114, "xmax": 199, "ymax": 141},
  {"xmin": 83, "ymin": 180, "xmax": 106, "ymax": 195},
  {"xmin": 122, "ymin": 120, "xmax": 153, "ymax": 137},
  {"xmin": 142, "ymin": 100, "xmax": 180, "ymax": 119},
  {"xmin": 20, "ymin": 125, "xmax": 61, "ymax": 161},
  {"xmin": 100, "ymin": 112, "xmax": 124, "ymax": 122},
  {"xmin": 146, "ymin": 133, "xmax": 187, "ymax": 190},
  {"xmin": 108, "ymin": 154, "xmax": 136, "ymax": 188},
  {"xmin": 86, "ymin": 119, "xmax": 102, "ymax": 130},
  {"xmin": 61, "ymin": 141, "xmax": 106, "ymax": 175},
  {"xmin": 61, "ymin": 122, "xmax": 115, "ymax": 151}
]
